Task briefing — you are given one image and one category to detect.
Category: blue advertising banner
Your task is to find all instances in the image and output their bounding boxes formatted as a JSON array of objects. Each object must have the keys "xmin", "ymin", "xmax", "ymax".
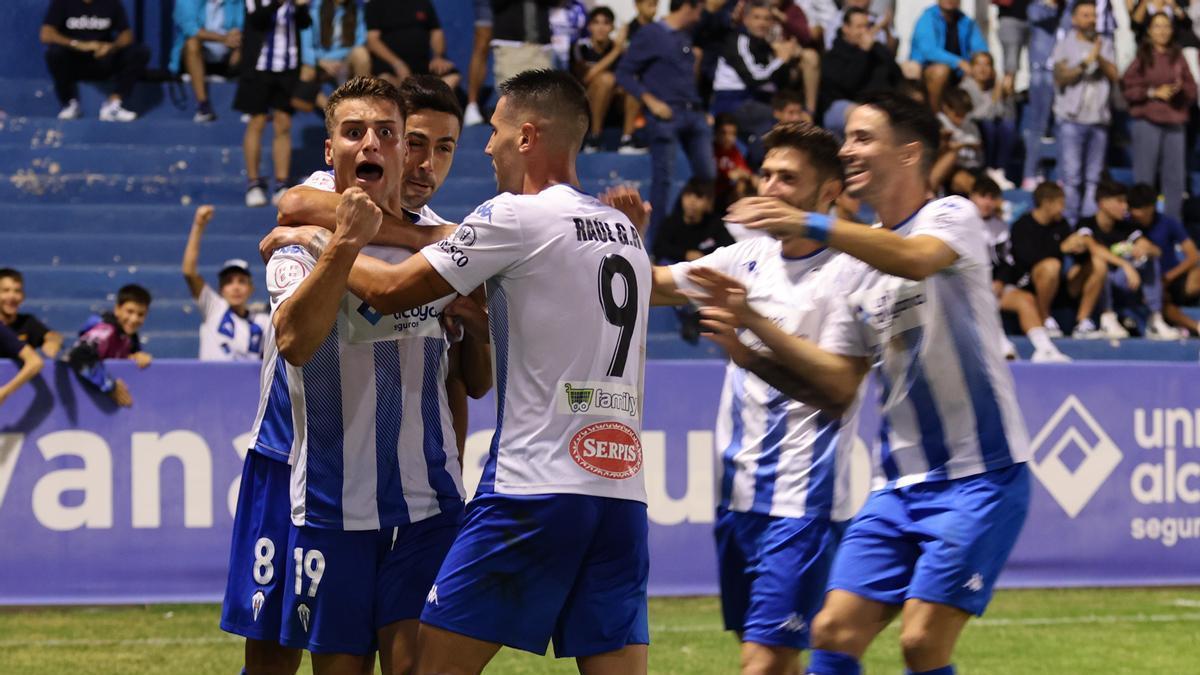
[{"xmin": 0, "ymin": 361, "xmax": 1197, "ymax": 604}]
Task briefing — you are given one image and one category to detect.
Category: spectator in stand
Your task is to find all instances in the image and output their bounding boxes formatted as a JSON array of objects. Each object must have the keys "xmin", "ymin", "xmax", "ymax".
[
  {"xmin": 817, "ymin": 7, "xmax": 902, "ymax": 138},
  {"xmin": 293, "ymin": 0, "xmax": 369, "ymax": 113},
  {"xmin": 907, "ymin": 0, "xmax": 988, "ymax": 111},
  {"xmin": 1122, "ymin": 12, "xmax": 1197, "ymax": 221},
  {"xmin": 996, "ymin": 0, "xmax": 1029, "ymax": 97},
  {"xmin": 962, "ymin": 51, "xmax": 1018, "ymax": 190},
  {"xmin": 236, "ymin": 0, "xmax": 312, "ymax": 208},
  {"xmin": 938, "ymin": 87, "xmax": 983, "ymax": 172},
  {"xmin": 971, "ymin": 178, "xmax": 1072, "ymax": 361},
  {"xmin": 771, "ymin": 88, "xmax": 811, "ymax": 124},
  {"xmin": 573, "ymin": 6, "xmax": 643, "ymax": 154},
  {"xmin": 0, "ymin": 269, "xmax": 63, "ymax": 358},
  {"xmin": 66, "ymin": 284, "xmax": 152, "ymax": 408},
  {"xmin": 713, "ymin": 0, "xmax": 799, "ymax": 145},
  {"xmin": 825, "ymin": 0, "xmax": 897, "ymax": 53},
  {"xmin": 1128, "ymin": 0, "xmax": 1199, "ymax": 46},
  {"xmin": 652, "ymin": 179, "xmax": 733, "ymax": 263},
  {"xmin": 1053, "ymin": 0, "xmax": 1118, "ymax": 224},
  {"xmin": 366, "ymin": 0, "xmax": 458, "ymax": 90},
  {"xmin": 791, "ymin": 0, "xmax": 839, "ymax": 45},
  {"xmin": 487, "ymin": 0, "xmax": 555, "ymax": 86},
  {"xmin": 1074, "ymin": 179, "xmax": 1153, "ymax": 338},
  {"xmin": 771, "ymin": 1, "xmax": 826, "ymax": 117},
  {"xmin": 40, "ymin": 0, "xmax": 150, "ymax": 122},
  {"xmin": 617, "ymin": 0, "xmax": 716, "ymax": 241},
  {"xmin": 463, "ymin": 0, "xmax": 493, "ymax": 126},
  {"xmin": 181, "ymin": 205, "xmax": 270, "ymax": 361},
  {"xmin": 1009, "ymin": 181, "xmax": 1109, "ymax": 338},
  {"xmin": 1059, "ymin": 0, "xmax": 1118, "ymax": 35},
  {"xmin": 627, "ymin": 0, "xmax": 659, "ymax": 43},
  {"xmin": 1129, "ymin": 182, "xmax": 1200, "ymax": 334},
  {"xmin": 170, "ymin": 0, "xmax": 244, "ymax": 123},
  {"xmin": 713, "ymin": 114, "xmax": 757, "ymax": 210},
  {"xmin": 0, "ymin": 322, "xmax": 43, "ymax": 410},
  {"xmin": 549, "ymin": 0, "xmax": 589, "ymax": 71},
  {"xmin": 695, "ymin": 0, "xmax": 740, "ymax": 106},
  {"xmin": 1022, "ymin": 0, "xmax": 1066, "ymax": 191}
]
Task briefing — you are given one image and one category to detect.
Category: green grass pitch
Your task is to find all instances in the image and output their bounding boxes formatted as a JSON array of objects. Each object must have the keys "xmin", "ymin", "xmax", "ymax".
[{"xmin": 2, "ymin": 588, "xmax": 1199, "ymax": 673}]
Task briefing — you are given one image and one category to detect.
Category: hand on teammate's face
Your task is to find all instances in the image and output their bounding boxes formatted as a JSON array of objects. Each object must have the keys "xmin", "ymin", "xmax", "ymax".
[
  {"xmin": 727, "ymin": 196, "xmax": 809, "ymax": 239},
  {"xmin": 334, "ymin": 188, "xmax": 383, "ymax": 249}
]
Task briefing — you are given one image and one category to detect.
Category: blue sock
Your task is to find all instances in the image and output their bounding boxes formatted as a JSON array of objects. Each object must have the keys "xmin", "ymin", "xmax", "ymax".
[
  {"xmin": 807, "ymin": 649, "xmax": 861, "ymax": 675},
  {"xmin": 907, "ymin": 666, "xmax": 955, "ymax": 675}
]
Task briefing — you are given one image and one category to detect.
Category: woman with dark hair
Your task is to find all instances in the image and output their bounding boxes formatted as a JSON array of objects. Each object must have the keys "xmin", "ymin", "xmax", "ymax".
[
  {"xmin": 293, "ymin": 0, "xmax": 368, "ymax": 112},
  {"xmin": 962, "ymin": 50, "xmax": 1018, "ymax": 189},
  {"xmin": 1122, "ymin": 12, "xmax": 1197, "ymax": 220}
]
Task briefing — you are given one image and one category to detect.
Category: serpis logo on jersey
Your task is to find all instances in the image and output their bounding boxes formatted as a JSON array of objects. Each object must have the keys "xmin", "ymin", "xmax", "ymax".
[
  {"xmin": 569, "ymin": 422, "xmax": 643, "ymax": 480},
  {"xmin": 251, "ymin": 590, "xmax": 266, "ymax": 622}
]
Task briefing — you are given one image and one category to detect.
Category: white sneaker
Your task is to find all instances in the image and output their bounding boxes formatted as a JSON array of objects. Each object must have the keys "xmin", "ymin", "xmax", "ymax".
[
  {"xmin": 271, "ymin": 184, "xmax": 288, "ymax": 206},
  {"xmin": 1032, "ymin": 347, "xmax": 1073, "ymax": 363},
  {"xmin": 1147, "ymin": 313, "xmax": 1181, "ymax": 340},
  {"xmin": 1099, "ymin": 311, "xmax": 1130, "ymax": 339},
  {"xmin": 463, "ymin": 103, "xmax": 484, "ymax": 126},
  {"xmin": 99, "ymin": 99, "xmax": 137, "ymax": 122},
  {"xmin": 245, "ymin": 183, "xmax": 268, "ymax": 208},
  {"xmin": 1072, "ymin": 317, "xmax": 1105, "ymax": 339},
  {"xmin": 1002, "ymin": 337, "xmax": 1018, "ymax": 360},
  {"xmin": 986, "ymin": 168, "xmax": 1015, "ymax": 191},
  {"xmin": 57, "ymin": 99, "xmax": 81, "ymax": 120},
  {"xmin": 1044, "ymin": 316, "xmax": 1064, "ymax": 338}
]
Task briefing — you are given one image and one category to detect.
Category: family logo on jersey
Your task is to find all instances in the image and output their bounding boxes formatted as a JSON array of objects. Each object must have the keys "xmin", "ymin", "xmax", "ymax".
[
  {"xmin": 297, "ymin": 603, "xmax": 312, "ymax": 632},
  {"xmin": 569, "ymin": 422, "xmax": 643, "ymax": 480},
  {"xmin": 251, "ymin": 590, "xmax": 266, "ymax": 622},
  {"xmin": 1029, "ymin": 395, "xmax": 1123, "ymax": 518},
  {"xmin": 557, "ymin": 380, "xmax": 639, "ymax": 419}
]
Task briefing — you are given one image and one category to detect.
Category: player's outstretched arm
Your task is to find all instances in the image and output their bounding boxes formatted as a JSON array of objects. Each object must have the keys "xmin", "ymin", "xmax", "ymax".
[
  {"xmin": 650, "ymin": 266, "xmax": 689, "ymax": 306},
  {"xmin": 343, "ymin": 253, "xmax": 457, "ymax": 315},
  {"xmin": 277, "ymin": 186, "xmax": 453, "ymax": 251},
  {"xmin": 728, "ymin": 197, "xmax": 959, "ymax": 280},
  {"xmin": 275, "ymin": 189, "xmax": 382, "ymax": 366},
  {"xmin": 181, "ymin": 205, "xmax": 214, "ymax": 299}
]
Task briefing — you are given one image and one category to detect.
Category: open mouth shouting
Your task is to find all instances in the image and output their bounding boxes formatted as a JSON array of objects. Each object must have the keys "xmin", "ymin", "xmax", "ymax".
[{"xmin": 355, "ymin": 161, "xmax": 384, "ymax": 185}]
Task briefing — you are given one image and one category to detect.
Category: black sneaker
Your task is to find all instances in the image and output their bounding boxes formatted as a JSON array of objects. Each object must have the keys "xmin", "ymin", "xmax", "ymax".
[
  {"xmin": 193, "ymin": 100, "xmax": 216, "ymax": 123},
  {"xmin": 583, "ymin": 134, "xmax": 601, "ymax": 154}
]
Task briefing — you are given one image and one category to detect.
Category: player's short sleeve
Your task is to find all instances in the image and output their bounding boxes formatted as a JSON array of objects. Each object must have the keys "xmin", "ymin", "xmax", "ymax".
[
  {"xmin": 302, "ymin": 170, "xmax": 336, "ymax": 192},
  {"xmin": 667, "ymin": 241, "xmax": 748, "ymax": 297},
  {"xmin": 0, "ymin": 322, "xmax": 26, "ymax": 360},
  {"xmin": 421, "ymin": 197, "xmax": 526, "ymax": 296},
  {"xmin": 196, "ymin": 283, "xmax": 225, "ymax": 320},
  {"xmin": 266, "ymin": 245, "xmax": 318, "ymax": 310},
  {"xmin": 816, "ymin": 261, "xmax": 868, "ymax": 358},
  {"xmin": 909, "ymin": 197, "xmax": 987, "ymax": 268}
]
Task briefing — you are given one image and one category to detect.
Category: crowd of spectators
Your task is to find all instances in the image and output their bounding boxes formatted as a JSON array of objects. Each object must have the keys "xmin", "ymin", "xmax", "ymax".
[{"xmin": 25, "ymin": 0, "xmax": 1200, "ymax": 369}]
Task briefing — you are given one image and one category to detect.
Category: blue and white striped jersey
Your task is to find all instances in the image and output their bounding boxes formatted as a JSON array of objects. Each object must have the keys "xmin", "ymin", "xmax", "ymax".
[
  {"xmin": 246, "ymin": 238, "xmax": 465, "ymax": 531},
  {"xmin": 670, "ymin": 239, "xmax": 862, "ymax": 520},
  {"xmin": 822, "ymin": 197, "xmax": 1031, "ymax": 490},
  {"xmin": 247, "ymin": 0, "xmax": 302, "ymax": 72}
]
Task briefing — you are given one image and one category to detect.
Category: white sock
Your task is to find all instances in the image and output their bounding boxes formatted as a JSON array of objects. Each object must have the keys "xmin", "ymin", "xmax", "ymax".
[{"xmin": 1028, "ymin": 327, "xmax": 1056, "ymax": 352}]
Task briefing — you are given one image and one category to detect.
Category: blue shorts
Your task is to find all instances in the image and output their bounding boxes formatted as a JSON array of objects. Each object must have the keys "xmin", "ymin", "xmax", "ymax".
[
  {"xmin": 828, "ymin": 463, "xmax": 1030, "ymax": 616},
  {"xmin": 221, "ymin": 452, "xmax": 293, "ymax": 643},
  {"xmin": 473, "ymin": 0, "xmax": 492, "ymax": 26},
  {"xmin": 280, "ymin": 507, "xmax": 463, "ymax": 655},
  {"xmin": 420, "ymin": 493, "xmax": 650, "ymax": 658},
  {"xmin": 715, "ymin": 509, "xmax": 838, "ymax": 650}
]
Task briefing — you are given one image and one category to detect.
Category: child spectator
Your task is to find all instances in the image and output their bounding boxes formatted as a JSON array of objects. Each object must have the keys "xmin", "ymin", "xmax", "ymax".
[
  {"xmin": 771, "ymin": 88, "xmax": 811, "ymax": 124},
  {"xmin": 627, "ymin": 0, "xmax": 659, "ymax": 43},
  {"xmin": 961, "ymin": 51, "xmax": 1017, "ymax": 190},
  {"xmin": 170, "ymin": 0, "xmax": 244, "ymax": 123},
  {"xmin": 938, "ymin": 87, "xmax": 983, "ymax": 170},
  {"xmin": 66, "ymin": 284, "xmax": 153, "ymax": 408},
  {"xmin": 181, "ymin": 206, "xmax": 270, "ymax": 361},
  {"xmin": 1074, "ymin": 179, "xmax": 1154, "ymax": 338},
  {"xmin": 0, "ymin": 322, "xmax": 44, "ymax": 409},
  {"xmin": 1121, "ymin": 12, "xmax": 1197, "ymax": 222},
  {"xmin": 1129, "ymin": 182, "xmax": 1200, "ymax": 335},
  {"xmin": 573, "ymin": 6, "xmax": 642, "ymax": 154},
  {"xmin": 293, "ymin": 0, "xmax": 369, "ymax": 113},
  {"xmin": 236, "ymin": 0, "xmax": 312, "ymax": 208},
  {"xmin": 713, "ymin": 114, "xmax": 757, "ymax": 211},
  {"xmin": 767, "ymin": 0, "xmax": 823, "ymax": 115},
  {"xmin": 0, "ymin": 268, "xmax": 63, "ymax": 358},
  {"xmin": 652, "ymin": 179, "xmax": 734, "ymax": 263}
]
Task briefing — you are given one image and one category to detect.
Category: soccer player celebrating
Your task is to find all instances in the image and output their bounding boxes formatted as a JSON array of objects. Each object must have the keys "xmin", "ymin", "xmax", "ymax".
[
  {"xmin": 695, "ymin": 92, "xmax": 1031, "ymax": 675},
  {"xmin": 268, "ymin": 69, "xmax": 652, "ymax": 674},
  {"xmin": 224, "ymin": 77, "xmax": 475, "ymax": 675}
]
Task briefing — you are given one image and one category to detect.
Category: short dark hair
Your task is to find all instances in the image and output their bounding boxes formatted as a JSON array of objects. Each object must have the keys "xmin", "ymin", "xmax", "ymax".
[
  {"xmin": 1096, "ymin": 178, "xmax": 1128, "ymax": 202},
  {"xmin": 894, "ymin": 79, "xmax": 928, "ymax": 105},
  {"xmin": 669, "ymin": 0, "xmax": 700, "ymax": 11},
  {"xmin": 942, "ymin": 87, "xmax": 973, "ymax": 116},
  {"xmin": 714, "ymin": 113, "xmax": 738, "ymax": 130},
  {"xmin": 324, "ymin": 76, "xmax": 405, "ymax": 135},
  {"xmin": 971, "ymin": 176, "xmax": 1002, "ymax": 198},
  {"xmin": 218, "ymin": 268, "xmax": 252, "ymax": 289},
  {"xmin": 858, "ymin": 91, "xmax": 942, "ymax": 171},
  {"xmin": 843, "ymin": 6, "xmax": 870, "ymax": 24},
  {"xmin": 1128, "ymin": 183, "xmax": 1158, "ymax": 210},
  {"xmin": 497, "ymin": 68, "xmax": 590, "ymax": 144},
  {"xmin": 681, "ymin": 178, "xmax": 715, "ymax": 200},
  {"xmin": 0, "ymin": 268, "xmax": 22, "ymax": 285},
  {"xmin": 116, "ymin": 284, "xmax": 152, "ymax": 308},
  {"xmin": 1073, "ymin": 0, "xmax": 1097, "ymax": 13},
  {"xmin": 400, "ymin": 74, "xmax": 463, "ymax": 131},
  {"xmin": 588, "ymin": 6, "xmax": 615, "ymax": 23},
  {"xmin": 771, "ymin": 88, "xmax": 806, "ymax": 111},
  {"xmin": 1033, "ymin": 181, "xmax": 1065, "ymax": 207},
  {"xmin": 762, "ymin": 122, "xmax": 845, "ymax": 183}
]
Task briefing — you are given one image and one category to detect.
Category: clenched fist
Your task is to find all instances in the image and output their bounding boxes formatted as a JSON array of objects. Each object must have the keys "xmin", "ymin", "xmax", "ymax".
[{"xmin": 334, "ymin": 187, "xmax": 383, "ymax": 250}]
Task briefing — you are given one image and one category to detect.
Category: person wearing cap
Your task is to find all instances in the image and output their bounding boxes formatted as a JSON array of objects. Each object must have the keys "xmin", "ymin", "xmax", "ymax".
[{"xmin": 182, "ymin": 205, "xmax": 270, "ymax": 361}]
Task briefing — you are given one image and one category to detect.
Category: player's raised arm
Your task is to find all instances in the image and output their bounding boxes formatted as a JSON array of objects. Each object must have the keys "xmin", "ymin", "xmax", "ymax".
[{"xmin": 273, "ymin": 188, "xmax": 382, "ymax": 366}]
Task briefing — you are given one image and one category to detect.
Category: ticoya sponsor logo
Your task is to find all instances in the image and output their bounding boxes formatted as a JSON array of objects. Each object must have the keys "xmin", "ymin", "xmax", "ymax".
[{"xmin": 569, "ymin": 422, "xmax": 643, "ymax": 480}]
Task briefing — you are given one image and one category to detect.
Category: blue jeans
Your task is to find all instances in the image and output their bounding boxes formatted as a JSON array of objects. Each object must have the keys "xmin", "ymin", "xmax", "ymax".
[
  {"xmin": 647, "ymin": 107, "xmax": 716, "ymax": 244},
  {"xmin": 1059, "ymin": 121, "xmax": 1108, "ymax": 224},
  {"xmin": 1021, "ymin": 67, "xmax": 1055, "ymax": 180},
  {"xmin": 1131, "ymin": 118, "xmax": 1186, "ymax": 221},
  {"xmin": 823, "ymin": 99, "xmax": 855, "ymax": 140},
  {"xmin": 1105, "ymin": 256, "xmax": 1163, "ymax": 315},
  {"xmin": 980, "ymin": 117, "xmax": 1017, "ymax": 177}
]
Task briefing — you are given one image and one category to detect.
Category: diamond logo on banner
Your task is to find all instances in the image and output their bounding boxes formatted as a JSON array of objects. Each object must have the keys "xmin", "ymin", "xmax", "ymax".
[{"xmin": 1029, "ymin": 395, "xmax": 1124, "ymax": 518}]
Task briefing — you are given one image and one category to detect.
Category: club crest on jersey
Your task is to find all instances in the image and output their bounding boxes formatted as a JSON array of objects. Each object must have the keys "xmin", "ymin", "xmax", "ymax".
[
  {"xmin": 251, "ymin": 590, "xmax": 266, "ymax": 622},
  {"xmin": 297, "ymin": 603, "xmax": 312, "ymax": 632},
  {"xmin": 451, "ymin": 224, "xmax": 477, "ymax": 247},
  {"xmin": 569, "ymin": 422, "xmax": 643, "ymax": 479}
]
